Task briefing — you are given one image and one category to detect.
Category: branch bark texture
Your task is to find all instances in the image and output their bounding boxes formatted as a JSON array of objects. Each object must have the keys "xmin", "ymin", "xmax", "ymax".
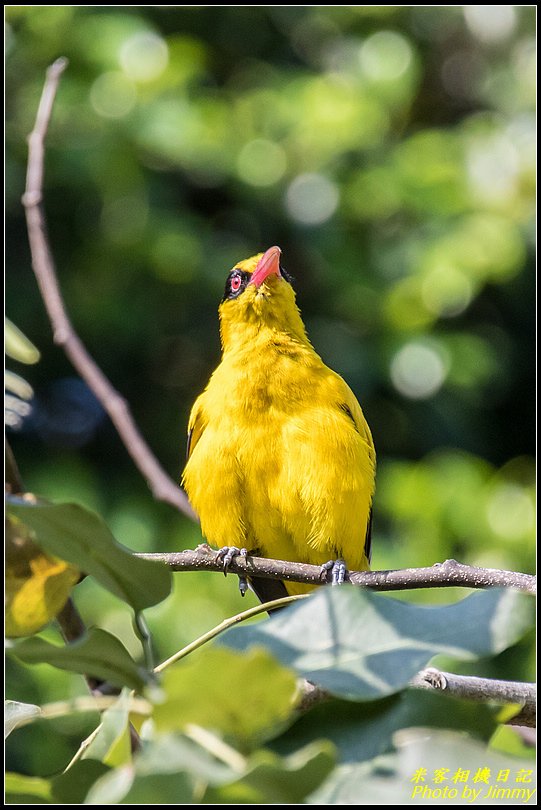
[
  {"xmin": 138, "ymin": 546, "xmax": 537, "ymax": 594},
  {"xmin": 411, "ymin": 667, "xmax": 536, "ymax": 728}
]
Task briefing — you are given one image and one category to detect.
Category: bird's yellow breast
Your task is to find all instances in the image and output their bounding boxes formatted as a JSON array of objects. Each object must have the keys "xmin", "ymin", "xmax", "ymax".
[{"xmin": 182, "ymin": 322, "xmax": 375, "ymax": 594}]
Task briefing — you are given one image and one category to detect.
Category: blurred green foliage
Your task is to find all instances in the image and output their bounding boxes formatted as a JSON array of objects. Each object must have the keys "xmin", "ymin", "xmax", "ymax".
[{"xmin": 5, "ymin": 5, "xmax": 535, "ymax": 788}]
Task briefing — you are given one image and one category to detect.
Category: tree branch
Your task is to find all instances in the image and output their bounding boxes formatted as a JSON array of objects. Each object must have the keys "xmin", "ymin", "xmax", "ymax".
[
  {"xmin": 411, "ymin": 667, "xmax": 536, "ymax": 728},
  {"xmin": 137, "ymin": 546, "xmax": 537, "ymax": 594},
  {"xmin": 22, "ymin": 57, "xmax": 197, "ymax": 521}
]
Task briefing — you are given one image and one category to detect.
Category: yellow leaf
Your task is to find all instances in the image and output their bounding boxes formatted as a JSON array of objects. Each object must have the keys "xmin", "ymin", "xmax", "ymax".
[{"xmin": 5, "ymin": 516, "xmax": 80, "ymax": 638}]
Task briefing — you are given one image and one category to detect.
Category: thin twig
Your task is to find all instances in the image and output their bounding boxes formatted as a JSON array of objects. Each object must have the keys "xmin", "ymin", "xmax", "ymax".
[
  {"xmin": 137, "ymin": 546, "xmax": 537, "ymax": 594},
  {"xmin": 411, "ymin": 667, "xmax": 536, "ymax": 728},
  {"xmin": 10, "ymin": 693, "xmax": 152, "ymax": 731},
  {"xmin": 154, "ymin": 593, "xmax": 303, "ymax": 674},
  {"xmin": 22, "ymin": 58, "xmax": 197, "ymax": 521}
]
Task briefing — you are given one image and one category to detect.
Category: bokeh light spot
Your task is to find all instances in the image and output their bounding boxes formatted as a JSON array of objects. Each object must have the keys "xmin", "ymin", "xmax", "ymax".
[
  {"xmin": 463, "ymin": 6, "xmax": 516, "ymax": 44},
  {"xmin": 90, "ymin": 71, "xmax": 137, "ymax": 119},
  {"xmin": 286, "ymin": 173, "xmax": 339, "ymax": 225},
  {"xmin": 237, "ymin": 139, "xmax": 287, "ymax": 187},
  {"xmin": 359, "ymin": 30, "xmax": 413, "ymax": 81},
  {"xmin": 466, "ymin": 133, "xmax": 519, "ymax": 204},
  {"xmin": 119, "ymin": 31, "xmax": 169, "ymax": 82},
  {"xmin": 390, "ymin": 340, "xmax": 448, "ymax": 399},
  {"xmin": 422, "ymin": 265, "xmax": 473, "ymax": 317}
]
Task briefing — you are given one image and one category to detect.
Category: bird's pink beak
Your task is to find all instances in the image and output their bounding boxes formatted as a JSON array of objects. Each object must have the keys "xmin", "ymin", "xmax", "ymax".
[{"xmin": 250, "ymin": 246, "xmax": 282, "ymax": 288}]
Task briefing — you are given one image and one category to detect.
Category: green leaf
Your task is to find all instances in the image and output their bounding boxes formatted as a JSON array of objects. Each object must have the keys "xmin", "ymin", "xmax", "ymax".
[
  {"xmin": 96, "ymin": 771, "xmax": 196, "ymax": 805},
  {"xmin": 221, "ymin": 587, "xmax": 534, "ymax": 700},
  {"xmin": 5, "ymin": 319, "xmax": 40, "ymax": 364},
  {"xmin": 5, "ymin": 772, "xmax": 51, "ymax": 804},
  {"xmin": 154, "ymin": 647, "xmax": 298, "ymax": 749},
  {"xmin": 5, "ymin": 700, "xmax": 42, "ymax": 738},
  {"xmin": 9, "ymin": 628, "xmax": 152, "ymax": 692},
  {"xmin": 205, "ymin": 741, "xmax": 336, "ymax": 804},
  {"xmin": 85, "ymin": 734, "xmax": 233, "ymax": 804},
  {"xmin": 490, "ymin": 725, "xmax": 536, "ymax": 761},
  {"xmin": 311, "ymin": 729, "xmax": 538, "ymax": 805},
  {"xmin": 51, "ymin": 760, "xmax": 110, "ymax": 804},
  {"xmin": 272, "ymin": 690, "xmax": 499, "ymax": 765},
  {"xmin": 86, "ymin": 732, "xmax": 335, "ymax": 806},
  {"xmin": 82, "ymin": 690, "xmax": 132, "ymax": 767},
  {"xmin": 7, "ymin": 498, "xmax": 171, "ymax": 612}
]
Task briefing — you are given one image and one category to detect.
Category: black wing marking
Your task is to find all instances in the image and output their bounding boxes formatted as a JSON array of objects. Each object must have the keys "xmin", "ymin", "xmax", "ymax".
[
  {"xmin": 364, "ymin": 507, "xmax": 373, "ymax": 564},
  {"xmin": 186, "ymin": 428, "xmax": 193, "ymax": 462},
  {"xmin": 339, "ymin": 402, "xmax": 373, "ymax": 563},
  {"xmin": 339, "ymin": 402, "xmax": 360, "ymax": 434}
]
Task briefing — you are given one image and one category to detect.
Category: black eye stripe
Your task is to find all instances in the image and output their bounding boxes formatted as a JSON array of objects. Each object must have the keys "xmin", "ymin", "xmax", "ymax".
[
  {"xmin": 222, "ymin": 269, "xmax": 251, "ymax": 302},
  {"xmin": 221, "ymin": 263, "xmax": 294, "ymax": 302}
]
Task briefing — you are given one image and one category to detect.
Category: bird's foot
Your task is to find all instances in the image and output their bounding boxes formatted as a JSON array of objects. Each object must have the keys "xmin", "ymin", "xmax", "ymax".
[
  {"xmin": 215, "ymin": 546, "xmax": 249, "ymax": 596},
  {"xmin": 321, "ymin": 558, "xmax": 348, "ymax": 586}
]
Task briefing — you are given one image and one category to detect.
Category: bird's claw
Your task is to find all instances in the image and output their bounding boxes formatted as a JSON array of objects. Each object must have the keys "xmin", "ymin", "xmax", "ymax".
[
  {"xmin": 215, "ymin": 546, "xmax": 249, "ymax": 596},
  {"xmin": 321, "ymin": 558, "xmax": 348, "ymax": 586},
  {"xmin": 216, "ymin": 546, "xmax": 247, "ymax": 573},
  {"xmin": 238, "ymin": 575, "xmax": 248, "ymax": 597}
]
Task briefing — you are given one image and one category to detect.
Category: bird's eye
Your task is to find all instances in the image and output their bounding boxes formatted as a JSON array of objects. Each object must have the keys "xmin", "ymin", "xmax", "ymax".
[
  {"xmin": 222, "ymin": 268, "xmax": 250, "ymax": 302},
  {"xmin": 230, "ymin": 273, "xmax": 242, "ymax": 293}
]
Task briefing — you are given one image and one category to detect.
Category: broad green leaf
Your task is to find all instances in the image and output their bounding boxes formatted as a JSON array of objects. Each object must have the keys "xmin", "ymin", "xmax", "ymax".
[
  {"xmin": 7, "ymin": 497, "xmax": 171, "ymax": 612},
  {"xmin": 5, "ymin": 319, "xmax": 40, "ymax": 364},
  {"xmin": 204, "ymin": 741, "xmax": 336, "ymax": 805},
  {"xmin": 82, "ymin": 690, "xmax": 132, "ymax": 767},
  {"xmin": 9, "ymin": 628, "xmax": 151, "ymax": 692},
  {"xmin": 51, "ymin": 760, "xmax": 110, "ymax": 805},
  {"xmin": 6, "ymin": 514, "xmax": 80, "ymax": 638},
  {"xmin": 307, "ymin": 758, "xmax": 400, "ymax": 805},
  {"xmin": 133, "ymin": 733, "xmax": 235, "ymax": 783},
  {"xmin": 86, "ymin": 731, "xmax": 335, "ymax": 806},
  {"xmin": 272, "ymin": 690, "xmax": 499, "ymax": 765},
  {"xmin": 5, "ymin": 772, "xmax": 51, "ymax": 804},
  {"xmin": 85, "ymin": 733, "xmax": 234, "ymax": 804},
  {"xmin": 95, "ymin": 770, "xmax": 196, "ymax": 805},
  {"xmin": 5, "ymin": 700, "xmax": 41, "ymax": 738},
  {"xmin": 221, "ymin": 587, "xmax": 534, "ymax": 700},
  {"xmin": 154, "ymin": 647, "xmax": 298, "ymax": 749},
  {"xmin": 311, "ymin": 729, "xmax": 538, "ymax": 805}
]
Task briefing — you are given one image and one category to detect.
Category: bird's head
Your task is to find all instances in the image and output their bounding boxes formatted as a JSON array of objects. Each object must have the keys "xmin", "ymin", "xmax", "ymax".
[{"xmin": 218, "ymin": 246, "xmax": 308, "ymax": 352}]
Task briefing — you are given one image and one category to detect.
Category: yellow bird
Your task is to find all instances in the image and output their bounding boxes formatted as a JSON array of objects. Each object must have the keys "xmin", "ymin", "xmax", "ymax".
[{"xmin": 182, "ymin": 246, "xmax": 376, "ymax": 601}]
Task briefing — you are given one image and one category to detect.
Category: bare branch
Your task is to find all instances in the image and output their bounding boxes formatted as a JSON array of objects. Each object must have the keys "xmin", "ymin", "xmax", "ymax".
[
  {"xmin": 22, "ymin": 58, "xmax": 197, "ymax": 521},
  {"xmin": 296, "ymin": 669, "xmax": 536, "ymax": 728},
  {"xmin": 137, "ymin": 546, "xmax": 537, "ymax": 594},
  {"xmin": 351, "ymin": 559, "xmax": 536, "ymax": 594},
  {"xmin": 411, "ymin": 667, "xmax": 536, "ymax": 728}
]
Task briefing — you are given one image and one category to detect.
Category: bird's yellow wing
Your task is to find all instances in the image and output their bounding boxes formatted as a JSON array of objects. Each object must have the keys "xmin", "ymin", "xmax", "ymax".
[
  {"xmin": 186, "ymin": 394, "xmax": 208, "ymax": 462},
  {"xmin": 339, "ymin": 383, "xmax": 376, "ymax": 465},
  {"xmin": 335, "ymin": 377, "xmax": 376, "ymax": 564},
  {"xmin": 184, "ymin": 389, "xmax": 290, "ymax": 604}
]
